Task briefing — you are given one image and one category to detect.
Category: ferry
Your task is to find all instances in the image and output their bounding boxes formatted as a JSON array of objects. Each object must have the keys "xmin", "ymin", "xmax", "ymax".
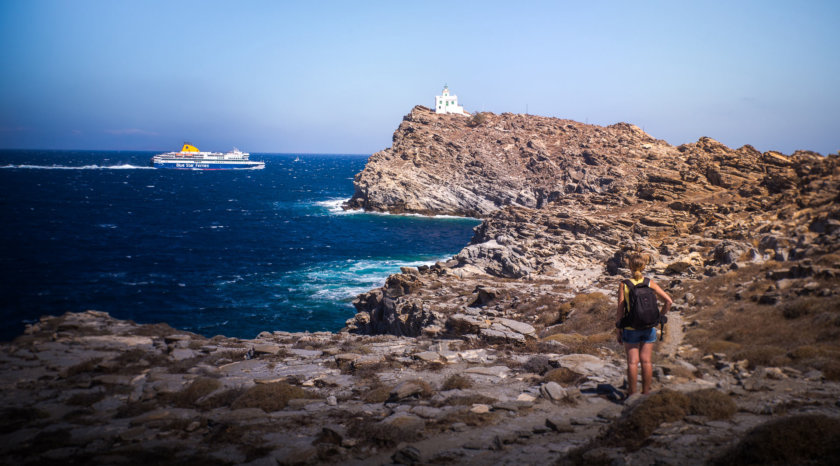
[{"xmin": 150, "ymin": 144, "xmax": 265, "ymax": 170}]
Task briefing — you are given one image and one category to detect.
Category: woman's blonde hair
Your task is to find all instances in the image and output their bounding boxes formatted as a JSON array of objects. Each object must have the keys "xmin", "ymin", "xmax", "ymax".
[{"xmin": 627, "ymin": 252, "xmax": 650, "ymax": 280}]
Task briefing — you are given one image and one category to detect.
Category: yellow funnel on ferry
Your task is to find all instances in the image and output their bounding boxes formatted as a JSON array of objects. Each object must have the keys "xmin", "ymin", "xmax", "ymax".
[{"xmin": 181, "ymin": 143, "xmax": 199, "ymax": 153}]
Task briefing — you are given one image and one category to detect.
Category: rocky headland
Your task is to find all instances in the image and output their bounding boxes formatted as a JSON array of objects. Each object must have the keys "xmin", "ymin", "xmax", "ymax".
[{"xmin": 3, "ymin": 106, "xmax": 840, "ymax": 465}]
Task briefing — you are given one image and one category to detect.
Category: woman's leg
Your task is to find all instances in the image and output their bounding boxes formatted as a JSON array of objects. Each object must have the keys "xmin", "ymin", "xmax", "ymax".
[
  {"xmin": 624, "ymin": 343, "xmax": 640, "ymax": 395},
  {"xmin": 639, "ymin": 342, "xmax": 654, "ymax": 394}
]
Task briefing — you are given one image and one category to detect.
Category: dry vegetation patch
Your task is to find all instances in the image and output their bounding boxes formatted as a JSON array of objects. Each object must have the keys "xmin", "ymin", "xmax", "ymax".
[
  {"xmin": 715, "ymin": 414, "xmax": 840, "ymax": 465},
  {"xmin": 231, "ymin": 382, "xmax": 314, "ymax": 412},
  {"xmin": 442, "ymin": 374, "xmax": 473, "ymax": 390},
  {"xmin": 347, "ymin": 416, "xmax": 424, "ymax": 448},
  {"xmin": 361, "ymin": 383, "xmax": 392, "ymax": 404},
  {"xmin": 598, "ymin": 389, "xmax": 690, "ymax": 451},
  {"xmin": 682, "ymin": 262, "xmax": 840, "ymax": 375},
  {"xmin": 543, "ymin": 367, "xmax": 584, "ymax": 386},
  {"xmin": 0, "ymin": 407, "xmax": 49, "ymax": 434},
  {"xmin": 436, "ymin": 393, "xmax": 498, "ymax": 407},
  {"xmin": 168, "ymin": 377, "xmax": 222, "ymax": 408},
  {"xmin": 687, "ymin": 389, "xmax": 737, "ymax": 419}
]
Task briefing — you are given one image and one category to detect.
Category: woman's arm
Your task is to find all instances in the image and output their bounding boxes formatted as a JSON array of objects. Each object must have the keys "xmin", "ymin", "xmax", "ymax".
[{"xmin": 650, "ymin": 281, "xmax": 673, "ymax": 314}]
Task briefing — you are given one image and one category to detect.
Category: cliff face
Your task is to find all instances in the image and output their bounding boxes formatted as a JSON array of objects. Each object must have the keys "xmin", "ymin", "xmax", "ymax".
[{"xmin": 345, "ymin": 105, "xmax": 812, "ymax": 217}]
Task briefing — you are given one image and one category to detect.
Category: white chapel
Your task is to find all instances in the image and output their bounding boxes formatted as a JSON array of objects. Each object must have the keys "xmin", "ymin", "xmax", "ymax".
[{"xmin": 434, "ymin": 85, "xmax": 466, "ymax": 115}]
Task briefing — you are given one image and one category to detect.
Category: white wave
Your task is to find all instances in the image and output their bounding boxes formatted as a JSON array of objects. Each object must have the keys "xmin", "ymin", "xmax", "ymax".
[
  {"xmin": 313, "ymin": 197, "xmax": 479, "ymax": 220},
  {"xmin": 286, "ymin": 256, "xmax": 450, "ymax": 303},
  {"xmin": 314, "ymin": 198, "xmax": 352, "ymax": 214},
  {"xmin": 0, "ymin": 164, "xmax": 154, "ymax": 170}
]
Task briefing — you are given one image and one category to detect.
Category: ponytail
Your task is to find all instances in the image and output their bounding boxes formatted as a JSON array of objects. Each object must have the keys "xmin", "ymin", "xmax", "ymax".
[{"xmin": 627, "ymin": 252, "xmax": 650, "ymax": 280}]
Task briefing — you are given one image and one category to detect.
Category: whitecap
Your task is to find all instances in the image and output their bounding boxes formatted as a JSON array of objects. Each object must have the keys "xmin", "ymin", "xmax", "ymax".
[
  {"xmin": 0, "ymin": 164, "xmax": 154, "ymax": 170},
  {"xmin": 282, "ymin": 256, "xmax": 450, "ymax": 304},
  {"xmin": 313, "ymin": 197, "xmax": 479, "ymax": 220}
]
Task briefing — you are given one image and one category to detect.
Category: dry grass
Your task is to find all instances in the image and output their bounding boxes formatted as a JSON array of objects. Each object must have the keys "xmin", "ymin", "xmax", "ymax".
[
  {"xmin": 714, "ymin": 414, "xmax": 840, "ymax": 465},
  {"xmin": 128, "ymin": 322, "xmax": 179, "ymax": 337},
  {"xmin": 115, "ymin": 400, "xmax": 159, "ymax": 418},
  {"xmin": 556, "ymin": 292, "xmax": 613, "ymax": 335},
  {"xmin": 168, "ymin": 377, "xmax": 222, "ymax": 408},
  {"xmin": 435, "ymin": 394, "xmax": 497, "ymax": 407},
  {"xmin": 732, "ymin": 345, "xmax": 790, "ymax": 370},
  {"xmin": 435, "ymin": 408, "xmax": 499, "ymax": 428},
  {"xmin": 681, "ymin": 261, "xmax": 840, "ymax": 375},
  {"xmin": 687, "ymin": 389, "xmax": 737, "ymax": 419},
  {"xmin": 361, "ymin": 384, "xmax": 392, "ymax": 403},
  {"xmin": 442, "ymin": 374, "xmax": 473, "ymax": 390},
  {"xmin": 522, "ymin": 355, "xmax": 555, "ymax": 375},
  {"xmin": 0, "ymin": 407, "xmax": 49, "ymax": 434},
  {"xmin": 347, "ymin": 416, "xmax": 424, "ymax": 447},
  {"xmin": 198, "ymin": 387, "xmax": 246, "ymax": 410},
  {"xmin": 543, "ymin": 367, "xmax": 584, "ymax": 386},
  {"xmin": 541, "ymin": 332, "xmax": 601, "ymax": 355},
  {"xmin": 63, "ymin": 357, "xmax": 103, "ymax": 377},
  {"xmin": 600, "ymin": 389, "xmax": 690, "ymax": 451},
  {"xmin": 230, "ymin": 382, "xmax": 313, "ymax": 412},
  {"xmin": 66, "ymin": 390, "xmax": 106, "ymax": 406}
]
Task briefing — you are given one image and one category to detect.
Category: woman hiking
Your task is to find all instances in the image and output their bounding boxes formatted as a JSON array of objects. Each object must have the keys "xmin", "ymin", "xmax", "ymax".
[{"xmin": 615, "ymin": 252, "xmax": 672, "ymax": 396}]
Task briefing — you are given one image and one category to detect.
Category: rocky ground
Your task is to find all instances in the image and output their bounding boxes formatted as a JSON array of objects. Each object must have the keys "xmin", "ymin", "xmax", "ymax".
[
  {"xmin": 3, "ymin": 311, "xmax": 840, "ymax": 465},
  {"xmin": 3, "ymin": 107, "xmax": 840, "ymax": 464}
]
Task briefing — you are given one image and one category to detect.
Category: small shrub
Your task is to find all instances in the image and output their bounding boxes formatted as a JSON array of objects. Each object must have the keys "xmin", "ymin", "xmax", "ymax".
[
  {"xmin": 602, "ymin": 389, "xmax": 690, "ymax": 450},
  {"xmin": 362, "ymin": 384, "xmax": 392, "ymax": 403},
  {"xmin": 437, "ymin": 408, "xmax": 498, "ymax": 427},
  {"xmin": 129, "ymin": 322, "xmax": 178, "ymax": 337},
  {"xmin": 64, "ymin": 358, "xmax": 103, "ymax": 377},
  {"xmin": 715, "ymin": 414, "xmax": 840, "ymax": 465},
  {"xmin": 467, "ymin": 112, "xmax": 489, "ymax": 127},
  {"xmin": 788, "ymin": 344, "xmax": 840, "ymax": 360},
  {"xmin": 703, "ymin": 340, "xmax": 742, "ymax": 354},
  {"xmin": 436, "ymin": 394, "xmax": 497, "ymax": 407},
  {"xmin": 66, "ymin": 391, "xmax": 106, "ymax": 406},
  {"xmin": 522, "ymin": 355, "xmax": 555, "ymax": 375},
  {"xmin": 231, "ymin": 382, "xmax": 312, "ymax": 412},
  {"xmin": 733, "ymin": 345, "xmax": 788, "ymax": 369},
  {"xmin": 199, "ymin": 387, "xmax": 245, "ymax": 410},
  {"xmin": 687, "ymin": 389, "xmax": 737, "ymax": 420},
  {"xmin": 347, "ymin": 417, "xmax": 423, "ymax": 447},
  {"xmin": 115, "ymin": 400, "xmax": 159, "ymax": 418},
  {"xmin": 442, "ymin": 374, "xmax": 473, "ymax": 390},
  {"xmin": 811, "ymin": 359, "xmax": 840, "ymax": 381},
  {"xmin": 543, "ymin": 367, "xmax": 584, "ymax": 386},
  {"xmin": 169, "ymin": 377, "xmax": 221, "ymax": 408},
  {"xmin": 0, "ymin": 407, "xmax": 49, "ymax": 434},
  {"xmin": 542, "ymin": 333, "xmax": 600, "ymax": 355}
]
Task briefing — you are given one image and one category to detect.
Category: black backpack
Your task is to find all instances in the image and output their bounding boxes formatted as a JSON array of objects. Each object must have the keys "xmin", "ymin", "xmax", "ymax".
[{"xmin": 620, "ymin": 278, "xmax": 660, "ymax": 329}]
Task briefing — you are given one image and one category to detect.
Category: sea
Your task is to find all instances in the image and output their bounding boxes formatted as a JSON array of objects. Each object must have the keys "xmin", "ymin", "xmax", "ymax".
[{"xmin": 0, "ymin": 150, "xmax": 481, "ymax": 341}]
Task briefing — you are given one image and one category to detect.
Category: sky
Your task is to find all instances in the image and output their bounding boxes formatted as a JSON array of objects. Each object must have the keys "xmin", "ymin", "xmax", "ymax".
[{"xmin": 1, "ymin": 0, "xmax": 838, "ymax": 155}]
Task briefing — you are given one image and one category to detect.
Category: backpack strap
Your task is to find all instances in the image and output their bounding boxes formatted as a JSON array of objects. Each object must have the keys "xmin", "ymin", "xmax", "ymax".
[
  {"xmin": 639, "ymin": 277, "xmax": 650, "ymax": 287},
  {"xmin": 622, "ymin": 279, "xmax": 635, "ymax": 290}
]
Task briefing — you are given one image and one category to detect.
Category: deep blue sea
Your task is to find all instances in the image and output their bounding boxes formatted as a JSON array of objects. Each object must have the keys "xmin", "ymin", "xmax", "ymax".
[{"xmin": 0, "ymin": 150, "xmax": 480, "ymax": 341}]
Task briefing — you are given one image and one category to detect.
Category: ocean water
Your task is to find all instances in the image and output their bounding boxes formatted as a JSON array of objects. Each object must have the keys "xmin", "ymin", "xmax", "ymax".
[{"xmin": 0, "ymin": 150, "xmax": 480, "ymax": 340}]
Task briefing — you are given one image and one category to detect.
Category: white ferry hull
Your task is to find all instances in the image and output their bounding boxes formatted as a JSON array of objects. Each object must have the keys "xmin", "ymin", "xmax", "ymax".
[{"xmin": 150, "ymin": 144, "xmax": 264, "ymax": 170}]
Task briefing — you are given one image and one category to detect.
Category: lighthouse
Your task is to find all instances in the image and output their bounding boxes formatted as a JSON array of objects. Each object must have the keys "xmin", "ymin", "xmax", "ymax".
[{"xmin": 434, "ymin": 85, "xmax": 466, "ymax": 115}]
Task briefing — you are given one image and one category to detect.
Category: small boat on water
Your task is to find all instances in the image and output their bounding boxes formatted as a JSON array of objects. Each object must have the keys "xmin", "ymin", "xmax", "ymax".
[{"xmin": 150, "ymin": 144, "xmax": 265, "ymax": 170}]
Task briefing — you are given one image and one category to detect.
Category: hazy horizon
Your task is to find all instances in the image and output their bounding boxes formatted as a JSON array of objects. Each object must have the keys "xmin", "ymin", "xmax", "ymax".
[{"xmin": 1, "ymin": 0, "xmax": 838, "ymax": 155}]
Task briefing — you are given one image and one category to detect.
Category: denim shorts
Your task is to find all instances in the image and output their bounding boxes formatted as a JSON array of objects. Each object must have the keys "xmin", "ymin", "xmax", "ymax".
[{"xmin": 622, "ymin": 327, "xmax": 656, "ymax": 344}]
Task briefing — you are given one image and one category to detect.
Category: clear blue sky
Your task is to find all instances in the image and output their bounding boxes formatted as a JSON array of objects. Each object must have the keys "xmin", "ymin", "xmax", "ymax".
[{"xmin": 1, "ymin": 0, "xmax": 838, "ymax": 154}]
